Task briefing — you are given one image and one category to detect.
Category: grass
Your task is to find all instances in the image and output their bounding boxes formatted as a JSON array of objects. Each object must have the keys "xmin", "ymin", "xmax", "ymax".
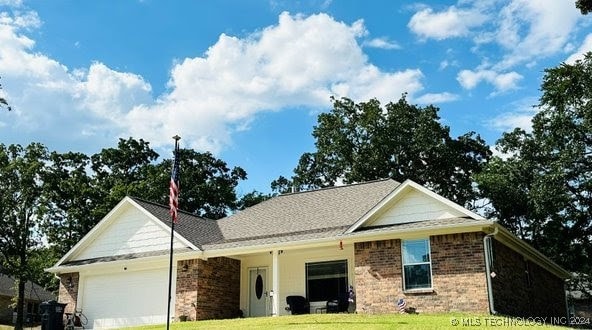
[{"xmin": 123, "ymin": 313, "xmax": 571, "ymax": 329}]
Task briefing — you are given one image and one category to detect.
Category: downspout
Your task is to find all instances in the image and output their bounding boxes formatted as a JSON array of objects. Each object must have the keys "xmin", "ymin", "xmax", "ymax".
[{"xmin": 483, "ymin": 226, "xmax": 498, "ymax": 315}]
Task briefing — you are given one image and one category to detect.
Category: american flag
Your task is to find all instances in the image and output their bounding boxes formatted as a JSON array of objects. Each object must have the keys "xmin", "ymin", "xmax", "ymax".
[
  {"xmin": 169, "ymin": 147, "xmax": 180, "ymax": 223},
  {"xmin": 396, "ymin": 298, "xmax": 406, "ymax": 314}
]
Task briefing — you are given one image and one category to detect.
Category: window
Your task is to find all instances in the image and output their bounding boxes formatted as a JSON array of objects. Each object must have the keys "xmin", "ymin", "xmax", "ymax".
[
  {"xmin": 306, "ymin": 260, "xmax": 348, "ymax": 302},
  {"xmin": 402, "ymin": 239, "xmax": 432, "ymax": 290}
]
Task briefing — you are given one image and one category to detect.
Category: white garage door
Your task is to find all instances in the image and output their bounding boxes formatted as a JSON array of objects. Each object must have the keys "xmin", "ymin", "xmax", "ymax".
[{"xmin": 81, "ymin": 267, "xmax": 171, "ymax": 329}]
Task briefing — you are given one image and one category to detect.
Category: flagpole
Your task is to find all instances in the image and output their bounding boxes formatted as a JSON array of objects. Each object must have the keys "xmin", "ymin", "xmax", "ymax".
[{"xmin": 166, "ymin": 135, "xmax": 181, "ymax": 330}]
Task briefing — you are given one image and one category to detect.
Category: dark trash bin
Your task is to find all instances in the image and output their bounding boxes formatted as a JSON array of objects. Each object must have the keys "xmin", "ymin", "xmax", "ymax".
[{"xmin": 40, "ymin": 300, "xmax": 66, "ymax": 330}]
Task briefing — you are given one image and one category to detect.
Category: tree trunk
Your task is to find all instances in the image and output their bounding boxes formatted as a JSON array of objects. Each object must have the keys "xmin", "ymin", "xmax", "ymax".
[{"xmin": 14, "ymin": 277, "xmax": 25, "ymax": 330}]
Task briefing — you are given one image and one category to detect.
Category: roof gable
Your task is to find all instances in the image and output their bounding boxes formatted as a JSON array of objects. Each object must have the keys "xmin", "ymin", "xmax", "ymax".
[
  {"xmin": 55, "ymin": 197, "xmax": 198, "ymax": 267},
  {"xmin": 346, "ymin": 180, "xmax": 484, "ymax": 233}
]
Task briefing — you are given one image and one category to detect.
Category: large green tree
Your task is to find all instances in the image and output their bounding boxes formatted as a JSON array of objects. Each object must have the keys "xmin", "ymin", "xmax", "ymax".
[
  {"xmin": 42, "ymin": 151, "xmax": 96, "ymax": 256},
  {"xmin": 148, "ymin": 149, "xmax": 248, "ymax": 219},
  {"xmin": 476, "ymin": 52, "xmax": 592, "ymax": 295},
  {"xmin": 576, "ymin": 0, "xmax": 592, "ymax": 14},
  {"xmin": 43, "ymin": 138, "xmax": 249, "ymax": 260},
  {"xmin": 90, "ymin": 137, "xmax": 159, "ymax": 218},
  {"xmin": 274, "ymin": 95, "xmax": 491, "ymax": 207},
  {"xmin": 0, "ymin": 143, "xmax": 48, "ymax": 330}
]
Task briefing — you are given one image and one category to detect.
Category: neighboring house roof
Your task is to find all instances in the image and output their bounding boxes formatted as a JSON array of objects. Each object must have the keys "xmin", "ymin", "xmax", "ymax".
[{"xmin": 0, "ymin": 274, "xmax": 55, "ymax": 302}]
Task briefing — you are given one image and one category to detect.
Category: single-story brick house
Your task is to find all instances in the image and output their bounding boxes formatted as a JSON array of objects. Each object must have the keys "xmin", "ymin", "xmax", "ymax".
[
  {"xmin": 47, "ymin": 179, "xmax": 570, "ymax": 329},
  {"xmin": 0, "ymin": 274, "xmax": 56, "ymax": 324}
]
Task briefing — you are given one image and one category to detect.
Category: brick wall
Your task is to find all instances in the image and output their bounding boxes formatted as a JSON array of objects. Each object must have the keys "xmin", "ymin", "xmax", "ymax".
[
  {"xmin": 491, "ymin": 240, "xmax": 566, "ymax": 318},
  {"xmin": 354, "ymin": 232, "xmax": 489, "ymax": 314},
  {"xmin": 176, "ymin": 257, "xmax": 240, "ymax": 320},
  {"xmin": 58, "ymin": 273, "xmax": 79, "ymax": 314}
]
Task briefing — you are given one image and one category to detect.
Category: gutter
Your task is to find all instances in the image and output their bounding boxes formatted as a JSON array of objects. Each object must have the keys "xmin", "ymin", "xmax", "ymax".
[{"xmin": 483, "ymin": 226, "xmax": 498, "ymax": 315}]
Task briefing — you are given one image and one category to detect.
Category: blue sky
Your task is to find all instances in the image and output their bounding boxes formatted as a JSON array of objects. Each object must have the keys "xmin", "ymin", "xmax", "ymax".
[{"xmin": 0, "ymin": 0, "xmax": 591, "ymax": 195}]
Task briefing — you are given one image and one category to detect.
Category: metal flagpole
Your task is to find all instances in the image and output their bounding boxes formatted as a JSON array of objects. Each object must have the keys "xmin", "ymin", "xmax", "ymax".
[{"xmin": 166, "ymin": 135, "xmax": 181, "ymax": 330}]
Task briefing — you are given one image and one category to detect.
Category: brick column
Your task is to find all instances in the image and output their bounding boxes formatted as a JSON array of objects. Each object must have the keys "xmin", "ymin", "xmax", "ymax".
[{"xmin": 58, "ymin": 273, "xmax": 79, "ymax": 314}]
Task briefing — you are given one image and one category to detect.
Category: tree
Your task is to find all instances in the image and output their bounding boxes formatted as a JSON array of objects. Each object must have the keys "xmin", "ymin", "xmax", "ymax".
[
  {"xmin": 476, "ymin": 52, "xmax": 592, "ymax": 295},
  {"xmin": 576, "ymin": 0, "xmax": 592, "ymax": 14},
  {"xmin": 89, "ymin": 138, "xmax": 247, "ymax": 219},
  {"xmin": 42, "ymin": 152, "xmax": 96, "ymax": 256},
  {"xmin": 90, "ymin": 137, "xmax": 159, "ymax": 219},
  {"xmin": 150, "ymin": 149, "xmax": 247, "ymax": 219},
  {"xmin": 0, "ymin": 143, "xmax": 48, "ymax": 330},
  {"xmin": 274, "ymin": 95, "xmax": 491, "ymax": 207},
  {"xmin": 236, "ymin": 190, "xmax": 271, "ymax": 210}
]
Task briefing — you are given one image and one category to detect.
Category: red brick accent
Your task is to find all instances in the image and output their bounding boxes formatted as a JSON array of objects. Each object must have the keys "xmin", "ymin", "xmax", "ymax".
[
  {"xmin": 354, "ymin": 232, "xmax": 489, "ymax": 314},
  {"xmin": 491, "ymin": 240, "xmax": 566, "ymax": 318},
  {"xmin": 175, "ymin": 257, "xmax": 240, "ymax": 320},
  {"xmin": 57, "ymin": 273, "xmax": 79, "ymax": 314}
]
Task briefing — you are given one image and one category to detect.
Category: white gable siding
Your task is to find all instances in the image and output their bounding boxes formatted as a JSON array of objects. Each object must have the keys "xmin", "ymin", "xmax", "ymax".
[
  {"xmin": 365, "ymin": 189, "xmax": 465, "ymax": 227},
  {"xmin": 74, "ymin": 205, "xmax": 186, "ymax": 260}
]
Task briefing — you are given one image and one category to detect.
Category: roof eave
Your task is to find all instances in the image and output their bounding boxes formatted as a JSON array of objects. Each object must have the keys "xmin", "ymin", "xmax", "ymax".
[
  {"xmin": 46, "ymin": 249, "xmax": 201, "ymax": 275},
  {"xmin": 201, "ymin": 221, "xmax": 494, "ymax": 258}
]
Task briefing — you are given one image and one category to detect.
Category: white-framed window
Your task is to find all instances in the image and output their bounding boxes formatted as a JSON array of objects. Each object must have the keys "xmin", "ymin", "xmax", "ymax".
[{"xmin": 402, "ymin": 238, "xmax": 432, "ymax": 290}]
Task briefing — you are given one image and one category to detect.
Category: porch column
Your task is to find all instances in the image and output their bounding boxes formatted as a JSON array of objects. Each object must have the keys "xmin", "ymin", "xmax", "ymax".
[{"xmin": 272, "ymin": 250, "xmax": 280, "ymax": 316}]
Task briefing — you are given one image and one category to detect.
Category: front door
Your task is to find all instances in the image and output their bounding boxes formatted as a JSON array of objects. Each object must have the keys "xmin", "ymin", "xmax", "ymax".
[{"xmin": 249, "ymin": 268, "xmax": 267, "ymax": 317}]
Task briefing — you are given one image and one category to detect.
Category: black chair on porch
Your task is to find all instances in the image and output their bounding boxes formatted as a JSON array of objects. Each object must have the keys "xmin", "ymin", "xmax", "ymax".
[
  {"xmin": 285, "ymin": 295, "xmax": 310, "ymax": 315},
  {"xmin": 326, "ymin": 295, "xmax": 349, "ymax": 313}
]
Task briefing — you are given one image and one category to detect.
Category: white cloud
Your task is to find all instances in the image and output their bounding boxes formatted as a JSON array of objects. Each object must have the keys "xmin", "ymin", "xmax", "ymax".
[
  {"xmin": 494, "ymin": 0, "xmax": 582, "ymax": 69},
  {"xmin": 410, "ymin": 1, "xmax": 584, "ymax": 71},
  {"xmin": 363, "ymin": 37, "xmax": 401, "ymax": 49},
  {"xmin": 408, "ymin": 6, "xmax": 488, "ymax": 40},
  {"xmin": 125, "ymin": 12, "xmax": 426, "ymax": 152},
  {"xmin": 487, "ymin": 97, "xmax": 538, "ymax": 133},
  {"xmin": 415, "ymin": 92, "xmax": 459, "ymax": 104},
  {"xmin": 0, "ymin": 0, "xmax": 23, "ymax": 7},
  {"xmin": 81, "ymin": 62, "xmax": 152, "ymax": 119},
  {"xmin": 565, "ymin": 33, "xmax": 592, "ymax": 64},
  {"xmin": 0, "ymin": 11, "xmax": 426, "ymax": 154},
  {"xmin": 457, "ymin": 69, "xmax": 522, "ymax": 93},
  {"xmin": 488, "ymin": 109, "xmax": 534, "ymax": 133}
]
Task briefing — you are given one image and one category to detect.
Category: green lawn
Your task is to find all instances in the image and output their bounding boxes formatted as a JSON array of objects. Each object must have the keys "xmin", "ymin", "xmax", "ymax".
[{"xmin": 123, "ymin": 313, "xmax": 572, "ymax": 329}]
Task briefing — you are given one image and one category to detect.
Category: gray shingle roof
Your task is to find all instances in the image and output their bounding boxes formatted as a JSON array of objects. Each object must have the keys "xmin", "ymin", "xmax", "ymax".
[
  {"xmin": 0, "ymin": 274, "xmax": 55, "ymax": 301},
  {"xmin": 216, "ymin": 179, "xmax": 400, "ymax": 240},
  {"xmin": 131, "ymin": 197, "xmax": 223, "ymax": 248},
  {"xmin": 132, "ymin": 179, "xmax": 400, "ymax": 250},
  {"xmin": 202, "ymin": 226, "xmax": 348, "ymax": 250},
  {"xmin": 129, "ymin": 180, "xmax": 493, "ymax": 252}
]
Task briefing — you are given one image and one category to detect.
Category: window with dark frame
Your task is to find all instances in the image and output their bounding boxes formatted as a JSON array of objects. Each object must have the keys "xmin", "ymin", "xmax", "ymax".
[
  {"xmin": 306, "ymin": 260, "xmax": 348, "ymax": 302},
  {"xmin": 402, "ymin": 239, "xmax": 432, "ymax": 290}
]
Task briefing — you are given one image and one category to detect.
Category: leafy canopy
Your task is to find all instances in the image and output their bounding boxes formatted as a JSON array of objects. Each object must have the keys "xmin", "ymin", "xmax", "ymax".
[
  {"xmin": 476, "ymin": 52, "xmax": 592, "ymax": 294},
  {"xmin": 274, "ymin": 95, "xmax": 491, "ymax": 207}
]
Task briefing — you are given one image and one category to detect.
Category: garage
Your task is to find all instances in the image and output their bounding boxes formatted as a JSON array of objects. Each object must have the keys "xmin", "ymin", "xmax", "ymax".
[{"xmin": 80, "ymin": 267, "xmax": 171, "ymax": 329}]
